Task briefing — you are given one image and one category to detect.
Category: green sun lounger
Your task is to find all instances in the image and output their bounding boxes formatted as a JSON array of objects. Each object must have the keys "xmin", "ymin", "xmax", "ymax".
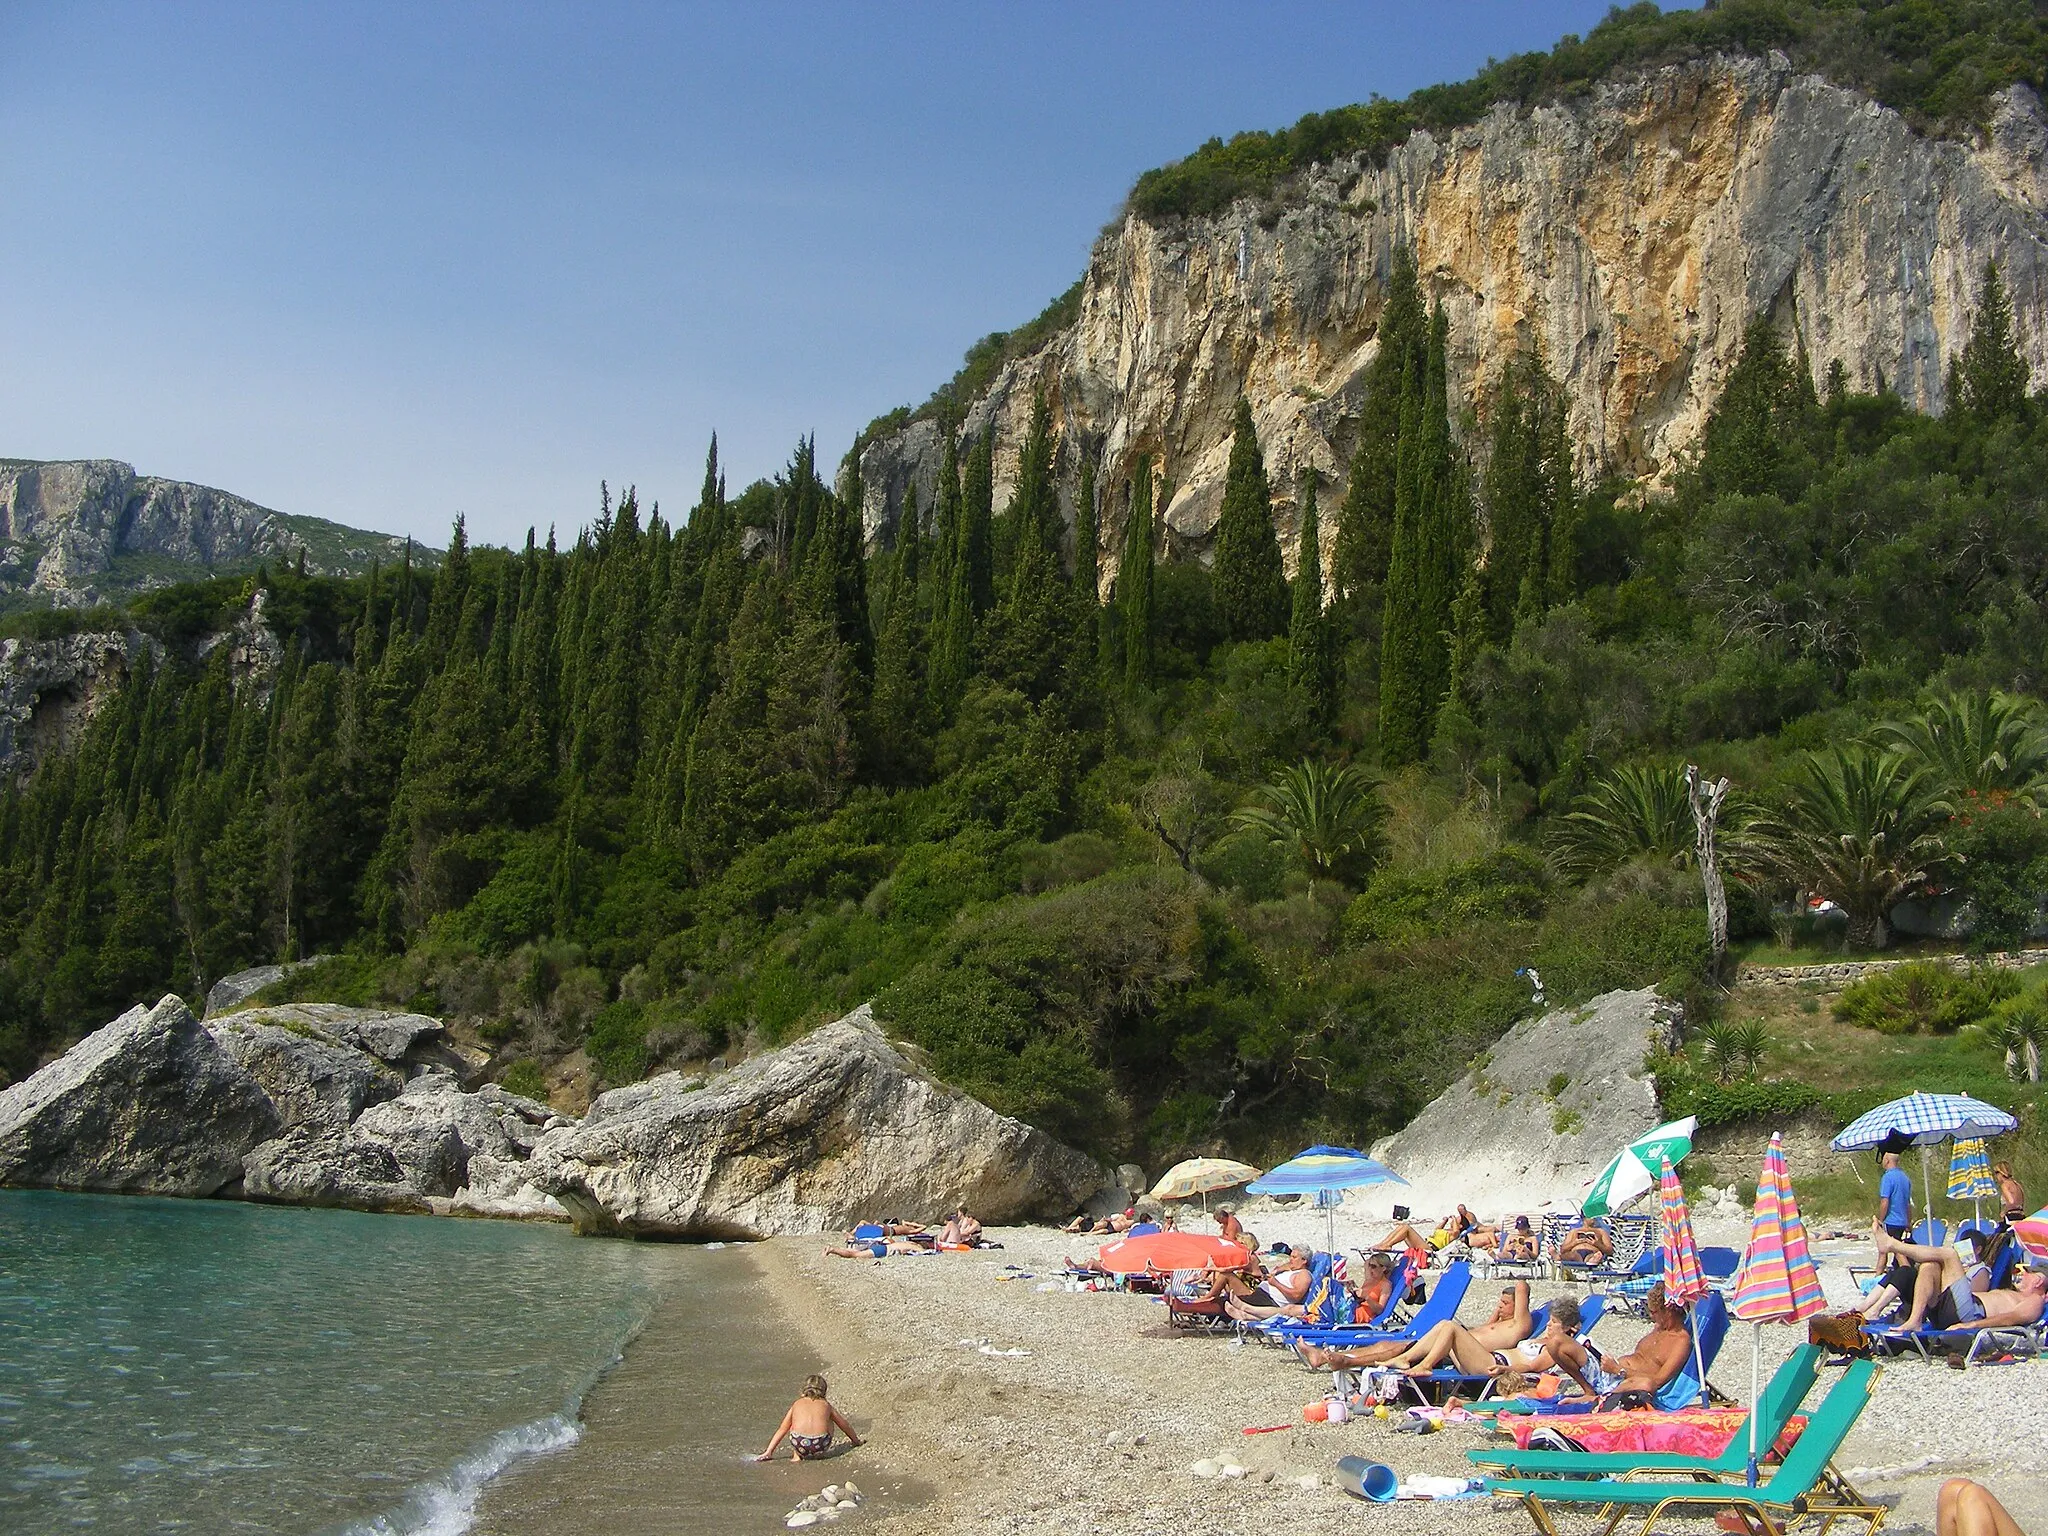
[
  {"xmin": 1466, "ymin": 1343, "xmax": 1821, "ymax": 1479},
  {"xmin": 1482, "ymin": 1358, "xmax": 1882, "ymax": 1536}
]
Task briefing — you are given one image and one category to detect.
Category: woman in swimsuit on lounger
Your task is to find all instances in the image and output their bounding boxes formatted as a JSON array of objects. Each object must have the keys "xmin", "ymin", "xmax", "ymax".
[{"xmin": 757, "ymin": 1374, "xmax": 862, "ymax": 1462}]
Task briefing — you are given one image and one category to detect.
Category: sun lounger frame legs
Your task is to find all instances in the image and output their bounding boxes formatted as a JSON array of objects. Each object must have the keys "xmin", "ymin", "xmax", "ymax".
[{"xmin": 1510, "ymin": 1487, "xmax": 1886, "ymax": 1536}]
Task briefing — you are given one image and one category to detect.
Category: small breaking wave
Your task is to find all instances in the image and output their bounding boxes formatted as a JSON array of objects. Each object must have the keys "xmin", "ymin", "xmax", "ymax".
[{"xmin": 341, "ymin": 1411, "xmax": 580, "ymax": 1536}]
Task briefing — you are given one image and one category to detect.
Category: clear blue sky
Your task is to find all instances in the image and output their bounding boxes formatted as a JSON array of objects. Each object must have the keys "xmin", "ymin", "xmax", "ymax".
[{"xmin": 0, "ymin": 2, "xmax": 1641, "ymax": 548}]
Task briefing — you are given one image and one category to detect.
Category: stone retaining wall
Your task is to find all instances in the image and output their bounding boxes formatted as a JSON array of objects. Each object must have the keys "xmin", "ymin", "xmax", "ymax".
[{"xmin": 1736, "ymin": 949, "xmax": 2048, "ymax": 990}]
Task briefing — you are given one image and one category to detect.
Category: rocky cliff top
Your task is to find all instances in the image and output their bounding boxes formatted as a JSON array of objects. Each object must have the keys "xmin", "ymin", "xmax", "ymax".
[
  {"xmin": 0, "ymin": 458, "xmax": 422, "ymax": 610},
  {"xmin": 860, "ymin": 55, "xmax": 2048, "ymax": 589}
]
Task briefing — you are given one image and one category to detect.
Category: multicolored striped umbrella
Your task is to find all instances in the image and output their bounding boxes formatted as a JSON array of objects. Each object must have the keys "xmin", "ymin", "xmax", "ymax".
[
  {"xmin": 1658, "ymin": 1156, "xmax": 1710, "ymax": 1408},
  {"xmin": 1729, "ymin": 1133, "xmax": 1827, "ymax": 1485},
  {"xmin": 2015, "ymin": 1207, "xmax": 2048, "ymax": 1263},
  {"xmin": 1659, "ymin": 1156, "xmax": 1708, "ymax": 1306}
]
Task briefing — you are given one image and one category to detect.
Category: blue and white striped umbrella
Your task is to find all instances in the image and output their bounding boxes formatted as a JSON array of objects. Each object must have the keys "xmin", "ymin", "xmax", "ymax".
[{"xmin": 1830, "ymin": 1091, "xmax": 2017, "ymax": 1151}]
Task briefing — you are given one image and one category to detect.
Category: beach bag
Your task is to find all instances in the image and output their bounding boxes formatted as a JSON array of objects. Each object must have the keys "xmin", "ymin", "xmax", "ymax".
[{"xmin": 1524, "ymin": 1426, "xmax": 1590, "ymax": 1454}]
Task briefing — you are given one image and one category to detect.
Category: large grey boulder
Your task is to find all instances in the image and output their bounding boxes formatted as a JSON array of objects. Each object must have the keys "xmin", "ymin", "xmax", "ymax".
[
  {"xmin": 0, "ymin": 995, "xmax": 281, "ymax": 1196},
  {"xmin": 203, "ymin": 957, "xmax": 330, "ymax": 1018},
  {"xmin": 239, "ymin": 1071, "xmax": 568, "ymax": 1214},
  {"xmin": 526, "ymin": 1004, "xmax": 1106, "ymax": 1238},
  {"xmin": 208, "ymin": 1018, "xmax": 401, "ymax": 1130},
  {"xmin": 220, "ymin": 1003, "xmax": 475, "ymax": 1079},
  {"xmin": 349, "ymin": 1076, "xmax": 566, "ymax": 1196},
  {"xmin": 1369, "ymin": 987, "xmax": 1683, "ymax": 1218},
  {"xmin": 241, "ymin": 1123, "xmax": 431, "ymax": 1213}
]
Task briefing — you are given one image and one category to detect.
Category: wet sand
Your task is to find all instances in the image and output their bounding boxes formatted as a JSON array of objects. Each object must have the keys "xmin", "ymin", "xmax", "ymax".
[{"xmin": 469, "ymin": 1243, "xmax": 929, "ymax": 1535}]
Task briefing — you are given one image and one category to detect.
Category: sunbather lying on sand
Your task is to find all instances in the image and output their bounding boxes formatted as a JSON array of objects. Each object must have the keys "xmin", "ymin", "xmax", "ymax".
[
  {"xmin": 1557, "ymin": 1218, "xmax": 1613, "ymax": 1263},
  {"xmin": 1295, "ymin": 1281, "xmax": 1535, "ymax": 1371},
  {"xmin": 824, "ymin": 1236, "xmax": 929, "ymax": 1258},
  {"xmin": 1542, "ymin": 1286, "xmax": 1692, "ymax": 1401},
  {"xmin": 1062, "ymin": 1208, "xmax": 1136, "ymax": 1235}
]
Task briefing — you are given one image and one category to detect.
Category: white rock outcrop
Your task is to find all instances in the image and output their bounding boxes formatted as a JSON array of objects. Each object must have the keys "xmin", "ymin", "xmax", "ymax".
[
  {"xmin": 1370, "ymin": 986, "xmax": 1683, "ymax": 1217},
  {"xmin": 527, "ymin": 1004, "xmax": 1106, "ymax": 1238}
]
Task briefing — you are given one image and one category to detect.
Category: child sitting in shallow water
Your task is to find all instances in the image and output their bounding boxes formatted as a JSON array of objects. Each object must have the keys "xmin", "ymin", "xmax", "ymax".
[{"xmin": 756, "ymin": 1374, "xmax": 862, "ymax": 1462}]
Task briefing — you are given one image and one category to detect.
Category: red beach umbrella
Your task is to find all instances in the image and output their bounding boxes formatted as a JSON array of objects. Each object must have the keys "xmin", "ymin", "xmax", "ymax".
[{"xmin": 1096, "ymin": 1231, "xmax": 1251, "ymax": 1274}]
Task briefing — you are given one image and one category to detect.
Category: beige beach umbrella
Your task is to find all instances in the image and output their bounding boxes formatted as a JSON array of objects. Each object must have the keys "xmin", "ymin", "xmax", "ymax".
[{"xmin": 1149, "ymin": 1158, "xmax": 1261, "ymax": 1211}]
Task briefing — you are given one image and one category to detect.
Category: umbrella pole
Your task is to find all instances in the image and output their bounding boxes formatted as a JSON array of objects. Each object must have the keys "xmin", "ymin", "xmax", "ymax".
[
  {"xmin": 1921, "ymin": 1144, "xmax": 1933, "ymax": 1232},
  {"xmin": 1688, "ymin": 1304, "xmax": 1707, "ymax": 1409},
  {"xmin": 1747, "ymin": 1322, "xmax": 1762, "ymax": 1488}
]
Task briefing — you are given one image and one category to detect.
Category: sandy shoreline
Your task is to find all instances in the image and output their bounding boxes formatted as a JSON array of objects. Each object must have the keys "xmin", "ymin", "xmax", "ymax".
[{"xmin": 732, "ymin": 1220, "xmax": 2047, "ymax": 1536}]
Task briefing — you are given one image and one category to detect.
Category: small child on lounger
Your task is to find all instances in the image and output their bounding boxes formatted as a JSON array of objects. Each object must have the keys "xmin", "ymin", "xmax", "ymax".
[{"xmin": 756, "ymin": 1374, "xmax": 862, "ymax": 1462}]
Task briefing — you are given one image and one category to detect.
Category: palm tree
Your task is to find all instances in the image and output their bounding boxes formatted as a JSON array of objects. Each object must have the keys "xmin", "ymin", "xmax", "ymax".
[
  {"xmin": 1547, "ymin": 762, "xmax": 1697, "ymax": 877},
  {"xmin": 1761, "ymin": 744, "xmax": 1941, "ymax": 950},
  {"xmin": 1231, "ymin": 760, "xmax": 1387, "ymax": 884},
  {"xmin": 1984, "ymin": 1001, "xmax": 2045, "ymax": 1083},
  {"xmin": 1871, "ymin": 690, "xmax": 2048, "ymax": 812}
]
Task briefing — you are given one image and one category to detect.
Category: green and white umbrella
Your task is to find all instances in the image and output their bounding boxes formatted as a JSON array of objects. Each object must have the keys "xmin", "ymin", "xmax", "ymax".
[{"xmin": 1582, "ymin": 1116, "xmax": 1699, "ymax": 1217}]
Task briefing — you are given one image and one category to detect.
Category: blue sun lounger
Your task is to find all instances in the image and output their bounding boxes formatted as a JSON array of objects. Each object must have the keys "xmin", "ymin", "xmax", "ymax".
[
  {"xmin": 1267, "ymin": 1256, "xmax": 1463, "ymax": 1347},
  {"xmin": 1509, "ymin": 1291, "xmax": 1729, "ymax": 1416}
]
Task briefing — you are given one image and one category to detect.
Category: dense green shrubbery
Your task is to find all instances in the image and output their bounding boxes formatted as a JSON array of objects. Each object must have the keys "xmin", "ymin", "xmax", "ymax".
[
  {"xmin": 1832, "ymin": 961, "xmax": 2021, "ymax": 1034},
  {"xmin": 1128, "ymin": 2, "xmax": 2048, "ymax": 219}
]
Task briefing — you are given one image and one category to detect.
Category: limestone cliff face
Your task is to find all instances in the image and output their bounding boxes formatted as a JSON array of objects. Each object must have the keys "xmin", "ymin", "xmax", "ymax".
[
  {"xmin": 0, "ymin": 458, "xmax": 416, "ymax": 607},
  {"xmin": 860, "ymin": 55, "xmax": 2048, "ymax": 589}
]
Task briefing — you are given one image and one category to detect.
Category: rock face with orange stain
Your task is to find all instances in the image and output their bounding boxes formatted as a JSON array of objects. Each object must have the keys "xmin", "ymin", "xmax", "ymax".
[{"xmin": 859, "ymin": 54, "xmax": 2048, "ymax": 583}]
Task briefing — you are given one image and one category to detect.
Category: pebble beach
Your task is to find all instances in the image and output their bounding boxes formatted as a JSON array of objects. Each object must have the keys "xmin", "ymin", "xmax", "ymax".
[{"xmin": 737, "ymin": 1212, "xmax": 2048, "ymax": 1536}]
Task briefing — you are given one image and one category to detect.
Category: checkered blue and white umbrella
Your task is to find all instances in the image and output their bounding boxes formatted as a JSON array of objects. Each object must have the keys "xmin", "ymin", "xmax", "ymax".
[
  {"xmin": 1831, "ymin": 1091, "xmax": 2017, "ymax": 1150},
  {"xmin": 1831, "ymin": 1091, "xmax": 2017, "ymax": 1230}
]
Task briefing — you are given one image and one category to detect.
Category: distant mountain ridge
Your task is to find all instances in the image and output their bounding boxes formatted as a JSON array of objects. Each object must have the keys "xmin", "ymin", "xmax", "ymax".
[{"xmin": 0, "ymin": 458, "xmax": 427, "ymax": 611}]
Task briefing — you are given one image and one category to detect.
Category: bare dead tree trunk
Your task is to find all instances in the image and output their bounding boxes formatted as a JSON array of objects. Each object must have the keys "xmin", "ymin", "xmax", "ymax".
[{"xmin": 1687, "ymin": 765, "xmax": 1731, "ymax": 984}]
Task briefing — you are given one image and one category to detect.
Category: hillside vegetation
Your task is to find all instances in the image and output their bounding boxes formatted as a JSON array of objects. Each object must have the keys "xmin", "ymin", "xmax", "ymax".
[
  {"xmin": 5, "ymin": 242, "xmax": 2048, "ymax": 1177},
  {"xmin": 1131, "ymin": 1, "xmax": 2048, "ymax": 219}
]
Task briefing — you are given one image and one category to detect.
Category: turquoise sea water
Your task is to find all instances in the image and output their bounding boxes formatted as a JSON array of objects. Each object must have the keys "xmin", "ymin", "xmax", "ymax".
[{"xmin": 0, "ymin": 1190, "xmax": 697, "ymax": 1534}]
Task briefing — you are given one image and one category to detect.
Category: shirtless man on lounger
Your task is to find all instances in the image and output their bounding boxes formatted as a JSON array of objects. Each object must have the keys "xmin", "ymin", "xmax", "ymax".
[
  {"xmin": 1865, "ymin": 1226, "xmax": 2047, "ymax": 1333},
  {"xmin": 1294, "ymin": 1280, "xmax": 1535, "ymax": 1371},
  {"xmin": 1543, "ymin": 1286, "xmax": 1694, "ymax": 1401}
]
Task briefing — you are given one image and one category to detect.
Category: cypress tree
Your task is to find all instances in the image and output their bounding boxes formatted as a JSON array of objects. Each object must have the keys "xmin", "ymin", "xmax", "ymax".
[
  {"xmin": 1480, "ymin": 356, "xmax": 1540, "ymax": 640},
  {"xmin": 1378, "ymin": 305, "xmax": 1463, "ymax": 765},
  {"xmin": 961, "ymin": 426, "xmax": 995, "ymax": 616},
  {"xmin": 1962, "ymin": 260, "xmax": 2031, "ymax": 422},
  {"xmin": 423, "ymin": 515, "xmax": 470, "ymax": 662},
  {"xmin": 1119, "ymin": 458, "xmax": 1156, "ymax": 692},
  {"xmin": 1287, "ymin": 474, "xmax": 1338, "ymax": 734},
  {"xmin": 1213, "ymin": 396, "xmax": 1287, "ymax": 641},
  {"xmin": 1336, "ymin": 247, "xmax": 1425, "ymax": 613}
]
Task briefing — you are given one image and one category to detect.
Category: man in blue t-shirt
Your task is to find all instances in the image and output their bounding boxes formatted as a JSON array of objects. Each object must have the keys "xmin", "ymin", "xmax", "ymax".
[{"xmin": 1876, "ymin": 1151, "xmax": 1912, "ymax": 1240}]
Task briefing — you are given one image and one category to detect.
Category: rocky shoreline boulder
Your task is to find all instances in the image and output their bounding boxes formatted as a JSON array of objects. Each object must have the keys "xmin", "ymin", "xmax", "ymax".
[
  {"xmin": 1369, "ymin": 987, "xmax": 1683, "ymax": 1217},
  {"xmin": 0, "ymin": 995, "xmax": 281, "ymax": 1195},
  {"xmin": 527, "ymin": 1004, "xmax": 1107, "ymax": 1238}
]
